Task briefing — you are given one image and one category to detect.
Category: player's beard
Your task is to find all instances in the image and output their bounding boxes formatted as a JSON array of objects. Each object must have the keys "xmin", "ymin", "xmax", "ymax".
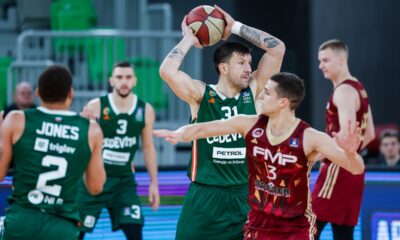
[
  {"xmin": 116, "ymin": 88, "xmax": 131, "ymax": 98},
  {"xmin": 228, "ymin": 73, "xmax": 249, "ymax": 90}
]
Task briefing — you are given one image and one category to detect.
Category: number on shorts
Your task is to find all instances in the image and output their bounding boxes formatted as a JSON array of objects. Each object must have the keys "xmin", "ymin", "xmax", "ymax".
[{"xmin": 131, "ymin": 205, "xmax": 141, "ymax": 219}]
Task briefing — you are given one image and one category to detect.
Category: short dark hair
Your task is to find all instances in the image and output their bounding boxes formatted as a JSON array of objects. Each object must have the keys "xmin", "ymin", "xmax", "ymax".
[
  {"xmin": 270, "ymin": 72, "xmax": 305, "ymax": 110},
  {"xmin": 319, "ymin": 39, "xmax": 349, "ymax": 55},
  {"xmin": 380, "ymin": 129, "xmax": 400, "ymax": 142},
  {"xmin": 213, "ymin": 42, "xmax": 251, "ymax": 75},
  {"xmin": 112, "ymin": 61, "xmax": 133, "ymax": 73},
  {"xmin": 38, "ymin": 65, "xmax": 72, "ymax": 103}
]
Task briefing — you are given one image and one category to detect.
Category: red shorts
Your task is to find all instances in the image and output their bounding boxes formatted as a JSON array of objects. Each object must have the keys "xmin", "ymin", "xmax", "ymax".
[
  {"xmin": 312, "ymin": 163, "xmax": 364, "ymax": 226},
  {"xmin": 243, "ymin": 210, "xmax": 316, "ymax": 240}
]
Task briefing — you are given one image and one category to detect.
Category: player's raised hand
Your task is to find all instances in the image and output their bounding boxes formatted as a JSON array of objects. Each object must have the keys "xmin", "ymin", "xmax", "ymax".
[
  {"xmin": 153, "ymin": 129, "xmax": 181, "ymax": 145},
  {"xmin": 149, "ymin": 182, "xmax": 160, "ymax": 211},
  {"xmin": 80, "ymin": 105, "xmax": 97, "ymax": 120},
  {"xmin": 332, "ymin": 120, "xmax": 361, "ymax": 157},
  {"xmin": 214, "ymin": 5, "xmax": 235, "ymax": 40},
  {"xmin": 181, "ymin": 15, "xmax": 202, "ymax": 49}
]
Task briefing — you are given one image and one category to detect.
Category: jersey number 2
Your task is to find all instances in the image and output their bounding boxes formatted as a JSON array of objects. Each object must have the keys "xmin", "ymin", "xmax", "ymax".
[{"xmin": 36, "ymin": 155, "xmax": 67, "ymax": 197}]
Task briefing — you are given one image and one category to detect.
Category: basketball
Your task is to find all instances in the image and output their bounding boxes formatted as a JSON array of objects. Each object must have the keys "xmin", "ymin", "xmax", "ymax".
[{"xmin": 186, "ymin": 5, "xmax": 226, "ymax": 47}]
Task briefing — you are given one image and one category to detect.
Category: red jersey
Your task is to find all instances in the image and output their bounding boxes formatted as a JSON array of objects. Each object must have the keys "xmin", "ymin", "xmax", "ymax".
[
  {"xmin": 312, "ymin": 79, "xmax": 369, "ymax": 226},
  {"xmin": 244, "ymin": 115, "xmax": 316, "ymax": 239},
  {"xmin": 325, "ymin": 79, "xmax": 369, "ymax": 149}
]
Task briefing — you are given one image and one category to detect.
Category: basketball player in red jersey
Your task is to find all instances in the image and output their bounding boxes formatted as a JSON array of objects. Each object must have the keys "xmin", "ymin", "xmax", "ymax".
[
  {"xmin": 154, "ymin": 72, "xmax": 365, "ymax": 240},
  {"xmin": 312, "ymin": 39, "xmax": 375, "ymax": 239}
]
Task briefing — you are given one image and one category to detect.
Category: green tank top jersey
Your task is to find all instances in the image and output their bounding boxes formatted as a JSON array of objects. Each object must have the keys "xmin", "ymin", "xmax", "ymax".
[
  {"xmin": 99, "ymin": 94, "xmax": 146, "ymax": 177},
  {"xmin": 188, "ymin": 85, "xmax": 256, "ymax": 186},
  {"xmin": 9, "ymin": 107, "xmax": 91, "ymax": 222}
]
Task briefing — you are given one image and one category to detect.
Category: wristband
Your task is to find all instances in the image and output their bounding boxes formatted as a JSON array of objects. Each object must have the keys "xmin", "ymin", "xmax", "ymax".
[{"xmin": 231, "ymin": 21, "xmax": 243, "ymax": 35}]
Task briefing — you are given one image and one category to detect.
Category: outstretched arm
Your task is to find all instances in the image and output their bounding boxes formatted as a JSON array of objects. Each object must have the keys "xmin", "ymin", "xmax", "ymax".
[
  {"xmin": 215, "ymin": 5, "xmax": 285, "ymax": 100},
  {"xmin": 159, "ymin": 16, "xmax": 205, "ymax": 109},
  {"xmin": 304, "ymin": 120, "xmax": 365, "ymax": 174},
  {"xmin": 141, "ymin": 103, "xmax": 159, "ymax": 211},
  {"xmin": 153, "ymin": 114, "xmax": 257, "ymax": 145}
]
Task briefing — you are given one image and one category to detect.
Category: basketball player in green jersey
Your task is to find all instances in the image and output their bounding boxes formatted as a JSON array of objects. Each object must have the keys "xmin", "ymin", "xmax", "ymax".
[
  {"xmin": 77, "ymin": 61, "xmax": 159, "ymax": 240},
  {"xmin": 0, "ymin": 65, "xmax": 106, "ymax": 240},
  {"xmin": 159, "ymin": 6, "xmax": 285, "ymax": 240}
]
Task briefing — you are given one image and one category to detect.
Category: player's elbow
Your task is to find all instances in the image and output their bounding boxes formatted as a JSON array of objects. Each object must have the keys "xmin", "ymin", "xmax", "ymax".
[
  {"xmin": 85, "ymin": 174, "xmax": 106, "ymax": 195},
  {"xmin": 159, "ymin": 65, "xmax": 175, "ymax": 83},
  {"xmin": 87, "ymin": 181, "xmax": 104, "ymax": 195},
  {"xmin": 371, "ymin": 130, "xmax": 376, "ymax": 140},
  {"xmin": 268, "ymin": 41, "xmax": 286, "ymax": 56},
  {"xmin": 367, "ymin": 129, "xmax": 376, "ymax": 145},
  {"xmin": 88, "ymin": 186, "xmax": 103, "ymax": 195},
  {"xmin": 276, "ymin": 41, "xmax": 286, "ymax": 55},
  {"xmin": 351, "ymin": 163, "xmax": 365, "ymax": 175},
  {"xmin": 0, "ymin": 161, "xmax": 7, "ymax": 182}
]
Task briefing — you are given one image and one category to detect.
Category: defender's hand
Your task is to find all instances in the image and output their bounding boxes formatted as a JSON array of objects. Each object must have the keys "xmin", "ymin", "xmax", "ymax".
[
  {"xmin": 332, "ymin": 120, "xmax": 361, "ymax": 158},
  {"xmin": 153, "ymin": 129, "xmax": 181, "ymax": 145}
]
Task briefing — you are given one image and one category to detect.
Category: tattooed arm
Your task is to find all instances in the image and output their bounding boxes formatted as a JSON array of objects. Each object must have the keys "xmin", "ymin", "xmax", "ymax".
[
  {"xmin": 236, "ymin": 24, "xmax": 284, "ymax": 52},
  {"xmin": 159, "ymin": 17, "xmax": 205, "ymax": 109},
  {"xmin": 215, "ymin": 6, "xmax": 285, "ymax": 110},
  {"xmin": 238, "ymin": 24, "xmax": 285, "ymax": 103}
]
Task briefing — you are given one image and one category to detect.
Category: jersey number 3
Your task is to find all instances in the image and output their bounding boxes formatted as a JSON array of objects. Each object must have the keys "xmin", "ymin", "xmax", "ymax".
[{"xmin": 116, "ymin": 119, "xmax": 128, "ymax": 135}]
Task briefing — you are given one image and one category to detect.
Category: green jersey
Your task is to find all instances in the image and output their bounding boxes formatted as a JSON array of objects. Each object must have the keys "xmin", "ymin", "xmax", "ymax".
[
  {"xmin": 9, "ymin": 107, "xmax": 91, "ymax": 222},
  {"xmin": 99, "ymin": 94, "xmax": 145, "ymax": 177},
  {"xmin": 188, "ymin": 85, "xmax": 256, "ymax": 186}
]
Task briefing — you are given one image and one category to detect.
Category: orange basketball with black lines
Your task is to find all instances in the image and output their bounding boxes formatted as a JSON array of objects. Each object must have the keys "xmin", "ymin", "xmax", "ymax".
[{"xmin": 186, "ymin": 5, "xmax": 225, "ymax": 47}]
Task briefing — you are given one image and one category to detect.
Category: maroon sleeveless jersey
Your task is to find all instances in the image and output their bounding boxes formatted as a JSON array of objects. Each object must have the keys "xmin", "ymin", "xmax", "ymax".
[
  {"xmin": 244, "ymin": 115, "xmax": 316, "ymax": 237},
  {"xmin": 312, "ymin": 79, "xmax": 369, "ymax": 226}
]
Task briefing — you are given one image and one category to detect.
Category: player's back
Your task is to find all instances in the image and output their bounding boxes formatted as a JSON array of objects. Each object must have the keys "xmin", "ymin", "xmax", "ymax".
[{"xmin": 9, "ymin": 107, "xmax": 91, "ymax": 222}]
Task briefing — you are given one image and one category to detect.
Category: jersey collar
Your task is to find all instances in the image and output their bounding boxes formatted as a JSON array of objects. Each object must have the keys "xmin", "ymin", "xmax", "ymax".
[
  {"xmin": 209, "ymin": 85, "xmax": 241, "ymax": 100},
  {"xmin": 108, "ymin": 93, "xmax": 137, "ymax": 115},
  {"xmin": 37, "ymin": 106, "xmax": 77, "ymax": 116}
]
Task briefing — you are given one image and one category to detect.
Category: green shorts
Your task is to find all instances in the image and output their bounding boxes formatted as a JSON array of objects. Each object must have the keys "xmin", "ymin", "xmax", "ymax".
[
  {"xmin": 176, "ymin": 182, "xmax": 249, "ymax": 240},
  {"xmin": 2, "ymin": 204, "xmax": 79, "ymax": 240},
  {"xmin": 77, "ymin": 176, "xmax": 144, "ymax": 232}
]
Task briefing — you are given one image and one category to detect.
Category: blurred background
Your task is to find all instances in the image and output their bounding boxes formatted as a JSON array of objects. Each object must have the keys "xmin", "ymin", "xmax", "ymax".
[{"xmin": 0, "ymin": 0, "xmax": 399, "ymax": 239}]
